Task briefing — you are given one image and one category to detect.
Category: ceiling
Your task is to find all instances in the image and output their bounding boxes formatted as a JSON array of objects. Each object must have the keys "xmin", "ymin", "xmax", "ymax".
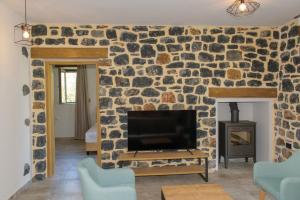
[{"xmin": 2, "ymin": 0, "xmax": 300, "ymax": 26}]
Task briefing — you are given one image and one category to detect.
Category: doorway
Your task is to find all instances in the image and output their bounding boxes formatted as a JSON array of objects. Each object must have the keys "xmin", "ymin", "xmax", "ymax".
[
  {"xmin": 45, "ymin": 61, "xmax": 98, "ymax": 176},
  {"xmin": 53, "ymin": 64, "xmax": 97, "ymax": 178},
  {"xmin": 31, "ymin": 47, "xmax": 107, "ymax": 178}
]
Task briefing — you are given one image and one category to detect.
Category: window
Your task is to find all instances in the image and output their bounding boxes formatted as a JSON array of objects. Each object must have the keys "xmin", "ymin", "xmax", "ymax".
[{"xmin": 59, "ymin": 67, "xmax": 77, "ymax": 104}]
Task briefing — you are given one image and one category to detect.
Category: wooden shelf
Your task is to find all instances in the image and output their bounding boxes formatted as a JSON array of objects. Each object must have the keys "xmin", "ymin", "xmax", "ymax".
[
  {"xmin": 31, "ymin": 47, "xmax": 108, "ymax": 59},
  {"xmin": 133, "ymin": 165, "xmax": 205, "ymax": 176},
  {"xmin": 208, "ymin": 87, "xmax": 277, "ymax": 98},
  {"xmin": 119, "ymin": 150, "xmax": 208, "ymax": 161},
  {"xmin": 118, "ymin": 150, "xmax": 209, "ymax": 181}
]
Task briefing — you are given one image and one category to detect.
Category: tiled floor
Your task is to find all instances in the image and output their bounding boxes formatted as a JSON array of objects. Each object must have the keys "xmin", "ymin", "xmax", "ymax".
[{"xmin": 13, "ymin": 139, "xmax": 274, "ymax": 200}]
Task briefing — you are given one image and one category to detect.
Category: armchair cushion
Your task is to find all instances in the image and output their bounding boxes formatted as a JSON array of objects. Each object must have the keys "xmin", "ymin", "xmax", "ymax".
[
  {"xmin": 255, "ymin": 177, "xmax": 282, "ymax": 199},
  {"xmin": 99, "ymin": 167, "xmax": 135, "ymax": 188},
  {"xmin": 280, "ymin": 177, "xmax": 300, "ymax": 200},
  {"xmin": 253, "ymin": 161, "xmax": 284, "ymax": 180},
  {"xmin": 78, "ymin": 158, "xmax": 137, "ymax": 200},
  {"xmin": 253, "ymin": 150, "xmax": 300, "ymax": 200},
  {"xmin": 86, "ymin": 186, "xmax": 136, "ymax": 200}
]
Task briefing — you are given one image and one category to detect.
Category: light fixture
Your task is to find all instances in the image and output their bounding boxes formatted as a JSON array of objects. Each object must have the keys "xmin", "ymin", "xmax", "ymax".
[
  {"xmin": 227, "ymin": 0, "xmax": 260, "ymax": 17},
  {"xmin": 14, "ymin": 0, "xmax": 32, "ymax": 46}
]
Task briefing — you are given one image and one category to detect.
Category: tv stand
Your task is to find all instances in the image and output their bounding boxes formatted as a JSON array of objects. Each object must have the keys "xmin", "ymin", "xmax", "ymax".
[
  {"xmin": 133, "ymin": 151, "xmax": 138, "ymax": 157},
  {"xmin": 118, "ymin": 150, "xmax": 209, "ymax": 182},
  {"xmin": 187, "ymin": 149, "xmax": 194, "ymax": 155}
]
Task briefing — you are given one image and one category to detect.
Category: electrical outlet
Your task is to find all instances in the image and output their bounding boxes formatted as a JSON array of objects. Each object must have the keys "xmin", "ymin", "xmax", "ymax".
[{"xmin": 286, "ymin": 142, "xmax": 292, "ymax": 149}]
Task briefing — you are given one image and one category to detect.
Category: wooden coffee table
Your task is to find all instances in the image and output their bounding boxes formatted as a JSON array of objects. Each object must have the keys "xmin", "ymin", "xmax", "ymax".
[{"xmin": 161, "ymin": 184, "xmax": 233, "ymax": 200}]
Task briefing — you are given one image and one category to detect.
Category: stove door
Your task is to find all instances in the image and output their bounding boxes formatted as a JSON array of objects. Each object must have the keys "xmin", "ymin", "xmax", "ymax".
[{"xmin": 227, "ymin": 126, "xmax": 255, "ymax": 157}]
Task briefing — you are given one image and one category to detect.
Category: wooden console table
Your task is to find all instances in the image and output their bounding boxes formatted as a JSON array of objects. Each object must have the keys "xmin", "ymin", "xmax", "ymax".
[{"xmin": 118, "ymin": 150, "xmax": 209, "ymax": 182}]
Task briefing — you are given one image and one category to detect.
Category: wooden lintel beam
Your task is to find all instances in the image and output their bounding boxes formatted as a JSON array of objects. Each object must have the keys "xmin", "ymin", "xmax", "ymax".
[
  {"xmin": 209, "ymin": 88, "xmax": 277, "ymax": 98},
  {"xmin": 31, "ymin": 47, "xmax": 108, "ymax": 59}
]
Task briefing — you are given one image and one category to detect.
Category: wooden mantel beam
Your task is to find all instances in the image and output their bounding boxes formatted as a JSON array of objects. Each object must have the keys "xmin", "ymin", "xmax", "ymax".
[
  {"xmin": 209, "ymin": 88, "xmax": 277, "ymax": 98},
  {"xmin": 31, "ymin": 47, "xmax": 108, "ymax": 59}
]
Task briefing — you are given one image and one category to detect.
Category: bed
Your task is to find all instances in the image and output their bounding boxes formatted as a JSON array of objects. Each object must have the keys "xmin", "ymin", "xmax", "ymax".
[{"xmin": 85, "ymin": 124, "xmax": 98, "ymax": 154}]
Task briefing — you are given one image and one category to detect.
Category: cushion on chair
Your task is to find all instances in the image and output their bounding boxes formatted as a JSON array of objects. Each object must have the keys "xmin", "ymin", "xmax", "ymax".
[
  {"xmin": 256, "ymin": 177, "xmax": 282, "ymax": 200},
  {"xmin": 254, "ymin": 151, "xmax": 300, "ymax": 200},
  {"xmin": 80, "ymin": 158, "xmax": 101, "ymax": 184},
  {"xmin": 78, "ymin": 158, "xmax": 137, "ymax": 200}
]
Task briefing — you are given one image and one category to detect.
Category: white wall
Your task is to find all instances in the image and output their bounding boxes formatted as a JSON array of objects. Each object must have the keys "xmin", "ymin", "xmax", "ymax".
[
  {"xmin": 253, "ymin": 102, "xmax": 273, "ymax": 161},
  {"xmin": 218, "ymin": 102, "xmax": 254, "ymax": 121},
  {"xmin": 53, "ymin": 67, "xmax": 75, "ymax": 138},
  {"xmin": 0, "ymin": 2, "xmax": 32, "ymax": 200},
  {"xmin": 54, "ymin": 65, "xmax": 96, "ymax": 138}
]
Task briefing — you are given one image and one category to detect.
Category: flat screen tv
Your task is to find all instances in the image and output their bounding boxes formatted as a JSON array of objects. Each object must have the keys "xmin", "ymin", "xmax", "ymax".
[{"xmin": 128, "ymin": 110, "xmax": 196, "ymax": 151}]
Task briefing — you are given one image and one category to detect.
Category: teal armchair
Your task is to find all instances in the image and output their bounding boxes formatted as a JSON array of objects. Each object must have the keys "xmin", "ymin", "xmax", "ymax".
[
  {"xmin": 253, "ymin": 150, "xmax": 300, "ymax": 200},
  {"xmin": 78, "ymin": 158, "xmax": 136, "ymax": 200}
]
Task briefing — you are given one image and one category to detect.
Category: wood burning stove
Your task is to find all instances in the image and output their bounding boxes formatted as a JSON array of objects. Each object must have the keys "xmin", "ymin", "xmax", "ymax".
[{"xmin": 218, "ymin": 103, "xmax": 256, "ymax": 168}]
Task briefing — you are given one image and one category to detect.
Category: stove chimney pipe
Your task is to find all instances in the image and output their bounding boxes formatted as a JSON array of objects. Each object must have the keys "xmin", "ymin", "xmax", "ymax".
[{"xmin": 229, "ymin": 102, "xmax": 239, "ymax": 123}]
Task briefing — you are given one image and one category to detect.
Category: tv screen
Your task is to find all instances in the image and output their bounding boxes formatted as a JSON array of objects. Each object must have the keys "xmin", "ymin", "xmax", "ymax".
[{"xmin": 128, "ymin": 110, "xmax": 196, "ymax": 151}]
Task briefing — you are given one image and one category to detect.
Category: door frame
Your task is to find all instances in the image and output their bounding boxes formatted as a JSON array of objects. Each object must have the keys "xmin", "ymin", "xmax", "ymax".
[
  {"xmin": 45, "ymin": 61, "xmax": 98, "ymax": 176},
  {"xmin": 31, "ymin": 47, "xmax": 108, "ymax": 177}
]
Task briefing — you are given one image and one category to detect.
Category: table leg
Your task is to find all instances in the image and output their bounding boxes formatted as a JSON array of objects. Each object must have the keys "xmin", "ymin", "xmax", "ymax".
[
  {"xmin": 161, "ymin": 190, "xmax": 165, "ymax": 200},
  {"xmin": 204, "ymin": 157, "xmax": 208, "ymax": 182},
  {"xmin": 199, "ymin": 157, "xmax": 208, "ymax": 182},
  {"xmin": 225, "ymin": 156, "xmax": 228, "ymax": 169}
]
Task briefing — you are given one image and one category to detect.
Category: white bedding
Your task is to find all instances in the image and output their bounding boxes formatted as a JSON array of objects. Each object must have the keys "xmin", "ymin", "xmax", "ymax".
[{"xmin": 85, "ymin": 124, "xmax": 97, "ymax": 143}]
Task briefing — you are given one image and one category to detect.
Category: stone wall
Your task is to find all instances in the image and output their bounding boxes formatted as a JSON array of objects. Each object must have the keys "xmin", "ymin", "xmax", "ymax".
[
  {"xmin": 31, "ymin": 23, "xmax": 282, "ymax": 180},
  {"xmin": 274, "ymin": 19, "xmax": 300, "ymax": 161},
  {"xmin": 31, "ymin": 59, "xmax": 46, "ymax": 180}
]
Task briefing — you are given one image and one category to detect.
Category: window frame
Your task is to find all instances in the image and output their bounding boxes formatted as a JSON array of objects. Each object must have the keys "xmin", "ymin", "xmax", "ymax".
[{"xmin": 58, "ymin": 67, "xmax": 77, "ymax": 104}]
